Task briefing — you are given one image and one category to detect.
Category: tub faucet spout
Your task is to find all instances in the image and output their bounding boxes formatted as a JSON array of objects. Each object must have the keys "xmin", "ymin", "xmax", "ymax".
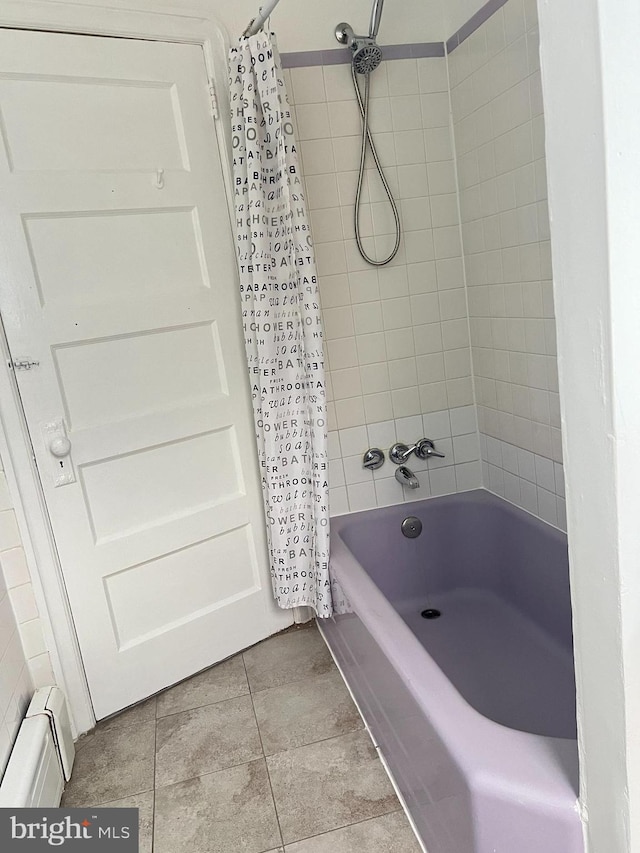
[{"xmin": 395, "ymin": 465, "xmax": 420, "ymax": 489}]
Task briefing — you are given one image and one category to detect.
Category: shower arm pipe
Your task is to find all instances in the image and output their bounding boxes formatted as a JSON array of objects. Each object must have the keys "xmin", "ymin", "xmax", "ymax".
[{"xmin": 243, "ymin": 0, "xmax": 282, "ymax": 37}]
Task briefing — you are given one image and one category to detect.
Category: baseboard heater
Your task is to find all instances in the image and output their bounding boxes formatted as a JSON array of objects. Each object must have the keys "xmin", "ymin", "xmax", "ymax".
[{"xmin": 0, "ymin": 686, "xmax": 75, "ymax": 807}]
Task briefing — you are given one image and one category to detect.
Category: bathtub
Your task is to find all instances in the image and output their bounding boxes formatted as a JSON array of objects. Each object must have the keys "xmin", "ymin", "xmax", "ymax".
[{"xmin": 318, "ymin": 489, "xmax": 583, "ymax": 853}]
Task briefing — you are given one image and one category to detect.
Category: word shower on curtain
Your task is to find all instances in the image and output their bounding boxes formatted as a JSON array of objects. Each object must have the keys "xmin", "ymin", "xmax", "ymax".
[{"xmin": 229, "ymin": 32, "xmax": 332, "ymax": 616}]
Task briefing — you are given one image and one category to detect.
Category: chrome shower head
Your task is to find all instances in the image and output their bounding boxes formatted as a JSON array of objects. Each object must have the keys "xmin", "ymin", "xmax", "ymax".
[
  {"xmin": 335, "ymin": 24, "xmax": 383, "ymax": 75},
  {"xmin": 352, "ymin": 38, "xmax": 383, "ymax": 74},
  {"xmin": 336, "ymin": 0, "xmax": 386, "ymax": 74}
]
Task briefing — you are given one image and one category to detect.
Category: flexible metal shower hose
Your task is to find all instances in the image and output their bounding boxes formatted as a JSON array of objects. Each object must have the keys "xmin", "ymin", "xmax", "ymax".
[{"xmin": 351, "ymin": 64, "xmax": 401, "ymax": 266}]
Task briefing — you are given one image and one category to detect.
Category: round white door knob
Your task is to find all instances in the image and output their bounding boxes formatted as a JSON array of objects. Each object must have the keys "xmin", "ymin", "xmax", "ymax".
[{"xmin": 49, "ymin": 436, "xmax": 71, "ymax": 458}]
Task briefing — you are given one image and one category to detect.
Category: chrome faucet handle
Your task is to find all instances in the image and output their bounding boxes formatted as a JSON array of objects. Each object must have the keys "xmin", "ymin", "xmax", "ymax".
[
  {"xmin": 415, "ymin": 438, "xmax": 445, "ymax": 460},
  {"xmin": 363, "ymin": 447, "xmax": 385, "ymax": 470},
  {"xmin": 389, "ymin": 442, "xmax": 417, "ymax": 465}
]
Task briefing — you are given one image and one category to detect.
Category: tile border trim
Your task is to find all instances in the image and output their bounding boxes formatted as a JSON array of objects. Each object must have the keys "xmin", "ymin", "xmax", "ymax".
[
  {"xmin": 445, "ymin": 0, "xmax": 510, "ymax": 53},
  {"xmin": 280, "ymin": 0, "xmax": 510, "ymax": 68},
  {"xmin": 280, "ymin": 42, "xmax": 445, "ymax": 69}
]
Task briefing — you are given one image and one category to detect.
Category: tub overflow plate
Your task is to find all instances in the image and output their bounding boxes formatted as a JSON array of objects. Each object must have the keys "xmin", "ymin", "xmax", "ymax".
[{"xmin": 401, "ymin": 516, "xmax": 422, "ymax": 538}]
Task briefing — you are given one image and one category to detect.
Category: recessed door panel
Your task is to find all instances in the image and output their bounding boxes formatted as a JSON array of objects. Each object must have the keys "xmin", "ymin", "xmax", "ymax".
[
  {"xmin": 24, "ymin": 209, "xmax": 209, "ymax": 308},
  {"xmin": 81, "ymin": 429, "xmax": 244, "ymax": 542},
  {"xmin": 53, "ymin": 323, "xmax": 226, "ymax": 430},
  {"xmin": 104, "ymin": 526, "xmax": 260, "ymax": 649},
  {"xmin": 0, "ymin": 79, "xmax": 187, "ymax": 172}
]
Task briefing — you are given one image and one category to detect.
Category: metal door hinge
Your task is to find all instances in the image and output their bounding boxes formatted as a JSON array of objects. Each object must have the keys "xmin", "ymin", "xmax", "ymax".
[
  {"xmin": 208, "ymin": 79, "xmax": 219, "ymax": 120},
  {"xmin": 9, "ymin": 358, "xmax": 40, "ymax": 371}
]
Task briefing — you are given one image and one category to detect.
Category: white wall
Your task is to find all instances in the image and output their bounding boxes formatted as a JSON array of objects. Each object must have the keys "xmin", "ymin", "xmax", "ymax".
[
  {"xmin": 539, "ymin": 1, "xmax": 640, "ymax": 850},
  {"xmin": 138, "ymin": 0, "xmax": 446, "ymax": 52},
  {"xmin": 210, "ymin": 0, "xmax": 445, "ymax": 51},
  {"xmin": 22, "ymin": 0, "xmax": 446, "ymax": 52},
  {"xmin": 442, "ymin": 0, "xmax": 487, "ymax": 36}
]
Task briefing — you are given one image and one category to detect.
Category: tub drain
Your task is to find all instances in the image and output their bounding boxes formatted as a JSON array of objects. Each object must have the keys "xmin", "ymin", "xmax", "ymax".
[{"xmin": 421, "ymin": 608, "xmax": 441, "ymax": 619}]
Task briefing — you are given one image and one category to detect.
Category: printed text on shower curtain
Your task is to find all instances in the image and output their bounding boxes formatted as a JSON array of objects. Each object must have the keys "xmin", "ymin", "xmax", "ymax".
[{"xmin": 228, "ymin": 33, "xmax": 332, "ymax": 616}]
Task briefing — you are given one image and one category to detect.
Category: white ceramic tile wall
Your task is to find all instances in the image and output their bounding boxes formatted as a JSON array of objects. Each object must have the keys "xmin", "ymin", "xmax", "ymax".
[
  {"xmin": 286, "ymin": 59, "xmax": 482, "ymax": 513},
  {"xmin": 0, "ymin": 452, "xmax": 54, "ymax": 703},
  {"xmin": 480, "ymin": 434, "xmax": 566, "ymax": 528},
  {"xmin": 447, "ymin": 0, "xmax": 565, "ymax": 528},
  {"xmin": 0, "ymin": 454, "xmax": 35, "ymax": 773},
  {"xmin": 3, "ymin": 546, "xmax": 54, "ymax": 690},
  {"xmin": 328, "ymin": 406, "xmax": 481, "ymax": 512}
]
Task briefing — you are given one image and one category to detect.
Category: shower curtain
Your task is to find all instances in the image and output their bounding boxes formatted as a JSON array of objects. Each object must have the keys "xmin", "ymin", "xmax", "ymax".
[{"xmin": 228, "ymin": 32, "xmax": 332, "ymax": 617}]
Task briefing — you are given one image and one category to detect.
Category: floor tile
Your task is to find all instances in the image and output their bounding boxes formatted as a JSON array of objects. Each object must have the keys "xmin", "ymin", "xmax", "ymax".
[
  {"xmin": 154, "ymin": 759, "xmax": 281, "ymax": 853},
  {"xmin": 100, "ymin": 790, "xmax": 154, "ymax": 853},
  {"xmin": 62, "ymin": 721, "xmax": 155, "ymax": 807},
  {"xmin": 267, "ymin": 730, "xmax": 399, "ymax": 844},
  {"xmin": 284, "ymin": 811, "xmax": 421, "ymax": 852},
  {"xmin": 62, "ymin": 626, "xmax": 418, "ymax": 853},
  {"xmin": 243, "ymin": 625, "xmax": 334, "ymax": 693},
  {"xmin": 253, "ymin": 670, "xmax": 362, "ymax": 755},
  {"xmin": 98, "ymin": 696, "xmax": 157, "ymax": 733},
  {"xmin": 157, "ymin": 655, "xmax": 249, "ymax": 718},
  {"xmin": 155, "ymin": 694, "xmax": 262, "ymax": 788}
]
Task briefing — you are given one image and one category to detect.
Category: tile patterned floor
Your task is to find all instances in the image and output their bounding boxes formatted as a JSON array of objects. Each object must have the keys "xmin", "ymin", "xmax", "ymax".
[{"xmin": 62, "ymin": 623, "xmax": 421, "ymax": 852}]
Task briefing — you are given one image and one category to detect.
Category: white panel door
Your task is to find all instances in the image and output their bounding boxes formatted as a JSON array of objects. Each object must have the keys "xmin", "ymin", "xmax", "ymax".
[{"xmin": 0, "ymin": 27, "xmax": 291, "ymax": 719}]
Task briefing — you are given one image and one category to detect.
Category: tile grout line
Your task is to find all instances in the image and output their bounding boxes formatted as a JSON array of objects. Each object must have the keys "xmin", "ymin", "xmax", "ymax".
[
  {"xmin": 252, "ymin": 643, "xmax": 400, "ymax": 847},
  {"xmin": 65, "ymin": 629, "xmax": 419, "ymax": 851},
  {"xmin": 316, "ymin": 625, "xmax": 426, "ymax": 851},
  {"xmin": 65, "ymin": 784, "xmax": 156, "ymax": 811},
  {"xmin": 152, "ymin": 756, "xmax": 271, "ymax": 796},
  {"xmin": 262, "ymin": 723, "xmax": 366, "ymax": 761},
  {"xmin": 243, "ymin": 636, "xmax": 388, "ymax": 849},
  {"xmin": 155, "ymin": 668, "xmax": 342, "ymax": 723},
  {"xmin": 242, "ymin": 651, "xmax": 287, "ymax": 852},
  {"xmin": 155, "ymin": 686, "xmax": 252, "ymax": 721},
  {"xmin": 151, "ymin": 699, "xmax": 157, "ymax": 853},
  {"xmin": 148, "ymin": 648, "xmax": 356, "ymax": 795},
  {"xmin": 249, "ymin": 667, "xmax": 356, "ymax": 699},
  {"xmin": 283, "ymin": 808, "xmax": 410, "ymax": 850}
]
